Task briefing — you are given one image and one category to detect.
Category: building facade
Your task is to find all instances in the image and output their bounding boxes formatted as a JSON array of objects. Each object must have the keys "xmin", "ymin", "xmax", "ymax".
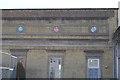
[{"xmin": 1, "ymin": 9, "xmax": 118, "ymax": 78}]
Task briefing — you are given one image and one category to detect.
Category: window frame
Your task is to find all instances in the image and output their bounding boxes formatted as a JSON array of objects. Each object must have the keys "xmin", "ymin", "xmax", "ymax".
[{"xmin": 88, "ymin": 58, "xmax": 100, "ymax": 68}]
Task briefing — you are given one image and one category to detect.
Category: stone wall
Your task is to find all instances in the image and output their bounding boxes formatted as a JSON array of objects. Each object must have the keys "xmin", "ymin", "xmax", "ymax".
[{"xmin": 1, "ymin": 9, "xmax": 118, "ymax": 78}]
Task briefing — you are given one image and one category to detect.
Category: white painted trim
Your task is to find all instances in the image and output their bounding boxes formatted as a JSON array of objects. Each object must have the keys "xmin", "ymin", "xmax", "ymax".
[
  {"xmin": 0, "ymin": 51, "xmax": 17, "ymax": 59},
  {"xmin": 0, "ymin": 67, "xmax": 13, "ymax": 71}
]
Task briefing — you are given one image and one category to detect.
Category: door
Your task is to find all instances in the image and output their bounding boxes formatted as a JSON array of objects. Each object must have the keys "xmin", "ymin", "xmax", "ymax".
[
  {"xmin": 87, "ymin": 58, "xmax": 100, "ymax": 79},
  {"xmin": 49, "ymin": 57, "xmax": 62, "ymax": 78}
]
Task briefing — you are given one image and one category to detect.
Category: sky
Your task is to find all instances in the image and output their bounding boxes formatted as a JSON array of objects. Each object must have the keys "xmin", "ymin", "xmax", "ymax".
[{"xmin": 0, "ymin": 0, "xmax": 119, "ymax": 9}]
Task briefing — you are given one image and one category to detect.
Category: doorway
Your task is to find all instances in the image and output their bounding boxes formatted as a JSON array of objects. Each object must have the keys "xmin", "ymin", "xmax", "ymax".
[
  {"xmin": 49, "ymin": 57, "xmax": 62, "ymax": 78},
  {"xmin": 87, "ymin": 58, "xmax": 100, "ymax": 78}
]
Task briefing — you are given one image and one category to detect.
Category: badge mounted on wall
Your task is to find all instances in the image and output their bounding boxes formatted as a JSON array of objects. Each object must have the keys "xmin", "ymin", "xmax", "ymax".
[
  {"xmin": 17, "ymin": 24, "xmax": 25, "ymax": 33},
  {"xmin": 90, "ymin": 25, "xmax": 98, "ymax": 33},
  {"xmin": 53, "ymin": 26, "xmax": 59, "ymax": 33}
]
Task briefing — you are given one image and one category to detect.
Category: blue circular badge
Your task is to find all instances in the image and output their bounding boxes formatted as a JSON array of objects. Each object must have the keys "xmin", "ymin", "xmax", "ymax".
[
  {"xmin": 17, "ymin": 24, "xmax": 24, "ymax": 32},
  {"xmin": 90, "ymin": 26, "xmax": 97, "ymax": 33}
]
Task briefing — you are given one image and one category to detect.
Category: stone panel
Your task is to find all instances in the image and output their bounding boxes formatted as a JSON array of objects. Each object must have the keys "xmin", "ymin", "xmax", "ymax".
[
  {"xmin": 64, "ymin": 49, "xmax": 86, "ymax": 78},
  {"xmin": 101, "ymin": 48, "xmax": 113, "ymax": 78},
  {"xmin": 26, "ymin": 50, "xmax": 48, "ymax": 78}
]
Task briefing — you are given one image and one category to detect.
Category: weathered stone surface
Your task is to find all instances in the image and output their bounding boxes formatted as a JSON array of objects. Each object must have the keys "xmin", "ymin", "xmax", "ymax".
[{"xmin": 1, "ymin": 9, "xmax": 118, "ymax": 78}]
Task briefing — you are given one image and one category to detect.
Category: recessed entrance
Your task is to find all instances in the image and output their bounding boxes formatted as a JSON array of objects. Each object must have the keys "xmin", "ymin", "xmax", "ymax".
[
  {"xmin": 49, "ymin": 57, "xmax": 62, "ymax": 78},
  {"xmin": 87, "ymin": 58, "xmax": 100, "ymax": 78}
]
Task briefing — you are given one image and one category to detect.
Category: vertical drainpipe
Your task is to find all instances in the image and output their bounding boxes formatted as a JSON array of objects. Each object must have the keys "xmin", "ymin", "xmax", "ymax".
[{"xmin": 117, "ymin": 2, "xmax": 120, "ymax": 79}]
